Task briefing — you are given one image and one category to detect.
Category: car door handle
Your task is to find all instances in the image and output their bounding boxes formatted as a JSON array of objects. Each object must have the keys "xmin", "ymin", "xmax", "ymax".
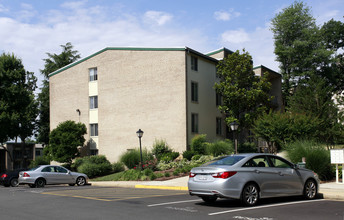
[
  {"xmin": 278, "ymin": 172, "xmax": 284, "ymax": 176},
  {"xmin": 254, "ymin": 170, "xmax": 260, "ymax": 174}
]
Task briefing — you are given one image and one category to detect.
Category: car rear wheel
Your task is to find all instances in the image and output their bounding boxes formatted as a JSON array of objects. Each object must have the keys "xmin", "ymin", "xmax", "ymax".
[
  {"xmin": 10, "ymin": 178, "xmax": 19, "ymax": 187},
  {"xmin": 304, "ymin": 179, "xmax": 317, "ymax": 200},
  {"xmin": 35, "ymin": 178, "xmax": 46, "ymax": 188},
  {"xmin": 241, "ymin": 183, "xmax": 259, "ymax": 206},
  {"xmin": 76, "ymin": 176, "xmax": 86, "ymax": 186},
  {"xmin": 201, "ymin": 196, "xmax": 217, "ymax": 203}
]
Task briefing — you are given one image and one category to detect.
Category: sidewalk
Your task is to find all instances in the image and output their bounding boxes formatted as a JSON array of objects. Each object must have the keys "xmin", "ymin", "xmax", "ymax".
[{"xmin": 89, "ymin": 177, "xmax": 344, "ymax": 201}]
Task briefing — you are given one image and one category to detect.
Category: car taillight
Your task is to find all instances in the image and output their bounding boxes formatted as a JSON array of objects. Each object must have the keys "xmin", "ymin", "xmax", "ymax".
[
  {"xmin": 189, "ymin": 172, "xmax": 196, "ymax": 178},
  {"xmin": 1, "ymin": 174, "xmax": 7, "ymax": 178},
  {"xmin": 23, "ymin": 172, "xmax": 30, "ymax": 177},
  {"xmin": 212, "ymin": 171, "xmax": 237, "ymax": 179}
]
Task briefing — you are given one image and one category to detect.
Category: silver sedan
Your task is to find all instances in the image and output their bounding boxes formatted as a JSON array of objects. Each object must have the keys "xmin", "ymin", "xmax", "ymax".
[
  {"xmin": 188, "ymin": 153, "xmax": 319, "ymax": 206},
  {"xmin": 19, "ymin": 165, "xmax": 89, "ymax": 188}
]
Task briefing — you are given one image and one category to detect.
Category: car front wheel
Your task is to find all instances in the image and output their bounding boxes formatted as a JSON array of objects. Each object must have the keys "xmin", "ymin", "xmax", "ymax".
[
  {"xmin": 241, "ymin": 183, "xmax": 259, "ymax": 206},
  {"xmin": 304, "ymin": 179, "xmax": 317, "ymax": 199},
  {"xmin": 76, "ymin": 176, "xmax": 86, "ymax": 186}
]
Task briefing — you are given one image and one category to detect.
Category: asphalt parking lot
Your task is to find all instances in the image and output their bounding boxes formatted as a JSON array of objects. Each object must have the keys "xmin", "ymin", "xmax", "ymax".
[{"xmin": 1, "ymin": 185, "xmax": 343, "ymax": 220}]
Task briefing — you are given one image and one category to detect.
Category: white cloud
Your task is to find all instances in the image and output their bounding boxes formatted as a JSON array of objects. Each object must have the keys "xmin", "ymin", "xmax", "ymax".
[
  {"xmin": 221, "ymin": 29, "xmax": 250, "ymax": 44},
  {"xmin": 143, "ymin": 11, "xmax": 173, "ymax": 26},
  {"xmin": 214, "ymin": 9, "xmax": 240, "ymax": 21},
  {"xmin": 0, "ymin": 4, "xmax": 207, "ymax": 88},
  {"xmin": 220, "ymin": 24, "xmax": 278, "ymax": 71}
]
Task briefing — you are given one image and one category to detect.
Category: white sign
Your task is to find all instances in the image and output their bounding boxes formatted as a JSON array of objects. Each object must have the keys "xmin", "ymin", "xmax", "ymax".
[{"xmin": 331, "ymin": 149, "xmax": 344, "ymax": 164}]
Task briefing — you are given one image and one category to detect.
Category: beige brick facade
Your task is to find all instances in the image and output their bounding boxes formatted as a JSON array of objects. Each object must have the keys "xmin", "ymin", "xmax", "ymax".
[
  {"xmin": 49, "ymin": 47, "xmax": 282, "ymax": 163},
  {"xmin": 50, "ymin": 47, "xmax": 226, "ymax": 162}
]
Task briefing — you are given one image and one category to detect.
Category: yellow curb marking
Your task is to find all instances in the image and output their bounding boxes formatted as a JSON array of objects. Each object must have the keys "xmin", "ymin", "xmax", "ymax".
[{"xmin": 135, "ymin": 185, "xmax": 188, "ymax": 191}]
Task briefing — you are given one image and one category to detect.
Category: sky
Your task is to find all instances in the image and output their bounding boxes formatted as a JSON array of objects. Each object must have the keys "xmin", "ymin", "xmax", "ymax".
[{"xmin": 0, "ymin": 0, "xmax": 343, "ymax": 88}]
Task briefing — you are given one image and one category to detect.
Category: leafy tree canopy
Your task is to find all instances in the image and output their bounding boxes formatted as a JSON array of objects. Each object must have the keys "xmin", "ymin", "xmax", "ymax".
[
  {"xmin": 46, "ymin": 120, "xmax": 87, "ymax": 164},
  {"xmin": 214, "ymin": 49, "xmax": 273, "ymax": 130},
  {"xmin": 271, "ymin": 1, "xmax": 334, "ymax": 106},
  {"xmin": 0, "ymin": 53, "xmax": 38, "ymax": 143},
  {"xmin": 37, "ymin": 43, "xmax": 80, "ymax": 144}
]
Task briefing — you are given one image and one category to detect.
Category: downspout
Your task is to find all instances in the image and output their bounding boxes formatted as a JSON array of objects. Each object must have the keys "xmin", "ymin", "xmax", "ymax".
[{"xmin": 185, "ymin": 48, "xmax": 190, "ymax": 150}]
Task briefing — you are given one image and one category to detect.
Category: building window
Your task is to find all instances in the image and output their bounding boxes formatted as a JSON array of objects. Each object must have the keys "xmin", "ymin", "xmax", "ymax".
[
  {"xmin": 216, "ymin": 93, "xmax": 222, "ymax": 106},
  {"xmin": 90, "ymin": 124, "xmax": 98, "ymax": 136},
  {"xmin": 191, "ymin": 113, "xmax": 199, "ymax": 133},
  {"xmin": 90, "ymin": 149, "xmax": 98, "ymax": 156},
  {"xmin": 89, "ymin": 68, "xmax": 98, "ymax": 81},
  {"xmin": 191, "ymin": 82, "xmax": 198, "ymax": 102},
  {"xmin": 216, "ymin": 117, "xmax": 222, "ymax": 135},
  {"xmin": 191, "ymin": 56, "xmax": 198, "ymax": 71},
  {"xmin": 90, "ymin": 96, "xmax": 98, "ymax": 109}
]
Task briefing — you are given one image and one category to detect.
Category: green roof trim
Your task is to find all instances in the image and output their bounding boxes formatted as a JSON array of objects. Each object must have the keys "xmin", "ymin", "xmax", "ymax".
[
  {"xmin": 48, "ymin": 47, "xmax": 186, "ymax": 77},
  {"xmin": 206, "ymin": 47, "xmax": 234, "ymax": 56},
  {"xmin": 253, "ymin": 65, "xmax": 281, "ymax": 76}
]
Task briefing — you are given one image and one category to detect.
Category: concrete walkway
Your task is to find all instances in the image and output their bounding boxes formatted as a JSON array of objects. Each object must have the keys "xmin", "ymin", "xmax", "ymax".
[{"xmin": 89, "ymin": 177, "xmax": 344, "ymax": 201}]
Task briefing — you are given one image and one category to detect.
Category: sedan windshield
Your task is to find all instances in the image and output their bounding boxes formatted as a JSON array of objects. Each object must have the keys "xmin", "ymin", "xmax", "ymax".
[{"xmin": 203, "ymin": 155, "xmax": 245, "ymax": 166}]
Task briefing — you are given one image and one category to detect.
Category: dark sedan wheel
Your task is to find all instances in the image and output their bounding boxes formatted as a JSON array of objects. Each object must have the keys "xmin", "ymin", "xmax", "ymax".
[
  {"xmin": 35, "ymin": 178, "xmax": 46, "ymax": 188},
  {"xmin": 10, "ymin": 178, "xmax": 19, "ymax": 187},
  {"xmin": 201, "ymin": 196, "xmax": 217, "ymax": 203},
  {"xmin": 76, "ymin": 176, "xmax": 86, "ymax": 186},
  {"xmin": 304, "ymin": 179, "xmax": 317, "ymax": 199},
  {"xmin": 241, "ymin": 183, "xmax": 259, "ymax": 206}
]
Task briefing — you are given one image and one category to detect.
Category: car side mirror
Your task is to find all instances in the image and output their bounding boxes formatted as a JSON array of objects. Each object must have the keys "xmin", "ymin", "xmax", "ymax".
[{"xmin": 293, "ymin": 164, "xmax": 299, "ymax": 169}]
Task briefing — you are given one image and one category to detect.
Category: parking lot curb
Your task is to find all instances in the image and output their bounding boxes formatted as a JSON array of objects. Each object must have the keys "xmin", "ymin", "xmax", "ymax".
[{"xmin": 135, "ymin": 185, "xmax": 188, "ymax": 191}]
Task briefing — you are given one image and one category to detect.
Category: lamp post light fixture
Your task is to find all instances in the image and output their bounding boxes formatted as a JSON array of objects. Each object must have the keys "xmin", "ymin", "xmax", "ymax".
[
  {"xmin": 230, "ymin": 121, "xmax": 239, "ymax": 154},
  {"xmin": 136, "ymin": 129, "xmax": 144, "ymax": 170}
]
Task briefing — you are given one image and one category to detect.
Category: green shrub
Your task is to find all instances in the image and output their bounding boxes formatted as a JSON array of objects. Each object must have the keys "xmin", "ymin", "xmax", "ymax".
[
  {"xmin": 164, "ymin": 172, "xmax": 170, "ymax": 177},
  {"xmin": 72, "ymin": 155, "xmax": 113, "ymax": 178},
  {"xmin": 238, "ymin": 142, "xmax": 257, "ymax": 153},
  {"xmin": 207, "ymin": 140, "xmax": 234, "ymax": 156},
  {"xmin": 160, "ymin": 152, "xmax": 180, "ymax": 163},
  {"xmin": 120, "ymin": 148, "xmax": 153, "ymax": 169},
  {"xmin": 78, "ymin": 162, "xmax": 112, "ymax": 178},
  {"xmin": 285, "ymin": 140, "xmax": 333, "ymax": 181},
  {"xmin": 152, "ymin": 139, "xmax": 172, "ymax": 160},
  {"xmin": 191, "ymin": 134, "xmax": 207, "ymax": 155},
  {"xmin": 143, "ymin": 168, "xmax": 154, "ymax": 176},
  {"xmin": 149, "ymin": 173, "xmax": 157, "ymax": 180},
  {"xmin": 172, "ymin": 169, "xmax": 180, "ymax": 176},
  {"xmin": 191, "ymin": 154, "xmax": 201, "ymax": 161},
  {"xmin": 29, "ymin": 156, "xmax": 50, "ymax": 168},
  {"xmin": 112, "ymin": 162, "xmax": 125, "ymax": 173},
  {"xmin": 182, "ymin": 150, "xmax": 195, "ymax": 160}
]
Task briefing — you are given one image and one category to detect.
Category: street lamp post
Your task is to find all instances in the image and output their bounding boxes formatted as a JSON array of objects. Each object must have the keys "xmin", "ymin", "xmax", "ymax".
[
  {"xmin": 136, "ymin": 129, "xmax": 144, "ymax": 170},
  {"xmin": 230, "ymin": 121, "xmax": 239, "ymax": 154}
]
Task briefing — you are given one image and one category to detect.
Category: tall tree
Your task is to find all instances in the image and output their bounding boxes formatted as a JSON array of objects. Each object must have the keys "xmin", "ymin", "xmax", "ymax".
[
  {"xmin": 0, "ymin": 53, "xmax": 38, "ymax": 167},
  {"xmin": 271, "ymin": 1, "xmax": 332, "ymax": 107},
  {"xmin": 321, "ymin": 18, "xmax": 344, "ymax": 93},
  {"xmin": 214, "ymin": 49, "xmax": 272, "ymax": 130},
  {"xmin": 37, "ymin": 43, "xmax": 80, "ymax": 144},
  {"xmin": 45, "ymin": 120, "xmax": 87, "ymax": 165}
]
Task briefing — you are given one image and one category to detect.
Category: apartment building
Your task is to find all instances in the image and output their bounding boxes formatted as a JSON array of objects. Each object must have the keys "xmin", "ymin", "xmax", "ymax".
[{"xmin": 49, "ymin": 47, "xmax": 282, "ymax": 162}]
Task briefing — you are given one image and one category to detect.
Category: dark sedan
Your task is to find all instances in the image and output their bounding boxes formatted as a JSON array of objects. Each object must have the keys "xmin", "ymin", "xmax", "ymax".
[{"xmin": 0, "ymin": 169, "xmax": 27, "ymax": 187}]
